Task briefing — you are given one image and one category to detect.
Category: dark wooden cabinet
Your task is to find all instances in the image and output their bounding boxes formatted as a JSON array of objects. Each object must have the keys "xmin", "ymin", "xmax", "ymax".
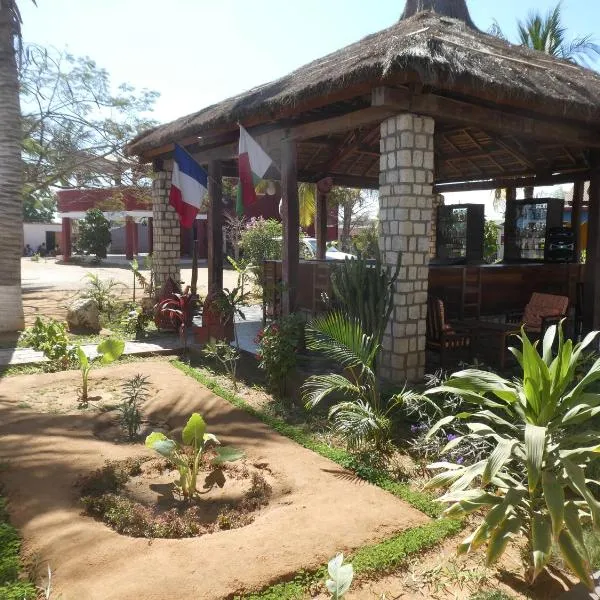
[
  {"xmin": 435, "ymin": 204, "xmax": 484, "ymax": 264},
  {"xmin": 504, "ymin": 198, "xmax": 564, "ymax": 262}
]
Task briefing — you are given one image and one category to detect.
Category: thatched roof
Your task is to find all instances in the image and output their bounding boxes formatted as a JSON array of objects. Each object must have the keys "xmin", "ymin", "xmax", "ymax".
[{"xmin": 127, "ymin": 8, "xmax": 600, "ymax": 157}]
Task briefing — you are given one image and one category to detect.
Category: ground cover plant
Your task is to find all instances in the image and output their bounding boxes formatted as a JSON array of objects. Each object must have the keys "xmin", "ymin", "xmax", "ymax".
[
  {"xmin": 145, "ymin": 413, "xmax": 245, "ymax": 501},
  {"xmin": 420, "ymin": 324, "xmax": 600, "ymax": 589},
  {"xmin": 19, "ymin": 316, "xmax": 77, "ymax": 371}
]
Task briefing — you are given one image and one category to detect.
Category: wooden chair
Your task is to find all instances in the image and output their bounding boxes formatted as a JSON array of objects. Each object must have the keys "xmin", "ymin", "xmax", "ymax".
[
  {"xmin": 506, "ymin": 292, "xmax": 569, "ymax": 337},
  {"xmin": 426, "ymin": 296, "xmax": 472, "ymax": 367}
]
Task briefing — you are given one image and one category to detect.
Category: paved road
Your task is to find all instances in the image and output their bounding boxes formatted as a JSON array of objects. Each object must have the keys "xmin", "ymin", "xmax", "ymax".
[{"xmin": 21, "ymin": 257, "xmax": 238, "ymax": 294}]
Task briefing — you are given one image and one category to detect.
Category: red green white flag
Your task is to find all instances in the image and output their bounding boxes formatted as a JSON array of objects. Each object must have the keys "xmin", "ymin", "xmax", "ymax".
[{"xmin": 237, "ymin": 125, "xmax": 272, "ymax": 215}]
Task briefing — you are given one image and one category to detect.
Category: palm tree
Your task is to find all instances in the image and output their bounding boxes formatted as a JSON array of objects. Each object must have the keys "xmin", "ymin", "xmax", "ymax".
[
  {"xmin": 0, "ymin": 0, "xmax": 26, "ymax": 332},
  {"xmin": 517, "ymin": 2, "xmax": 600, "ymax": 67}
]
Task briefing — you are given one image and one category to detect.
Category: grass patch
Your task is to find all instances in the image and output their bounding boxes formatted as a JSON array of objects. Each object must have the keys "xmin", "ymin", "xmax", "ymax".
[
  {"xmin": 0, "ymin": 497, "xmax": 36, "ymax": 599},
  {"xmin": 469, "ymin": 592, "xmax": 515, "ymax": 600}
]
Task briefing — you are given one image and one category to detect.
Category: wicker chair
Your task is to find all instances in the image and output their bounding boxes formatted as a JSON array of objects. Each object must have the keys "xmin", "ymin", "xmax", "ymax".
[{"xmin": 426, "ymin": 296, "xmax": 472, "ymax": 367}]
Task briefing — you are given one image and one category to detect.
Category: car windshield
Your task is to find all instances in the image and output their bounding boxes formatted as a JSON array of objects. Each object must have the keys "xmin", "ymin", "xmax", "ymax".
[{"xmin": 304, "ymin": 238, "xmax": 317, "ymax": 253}]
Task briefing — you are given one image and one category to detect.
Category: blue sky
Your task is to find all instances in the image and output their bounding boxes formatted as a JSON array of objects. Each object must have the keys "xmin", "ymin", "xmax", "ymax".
[{"xmin": 19, "ymin": 0, "xmax": 600, "ymax": 124}]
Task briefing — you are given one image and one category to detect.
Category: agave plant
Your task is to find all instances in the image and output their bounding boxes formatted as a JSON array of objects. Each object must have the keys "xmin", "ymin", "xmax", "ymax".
[
  {"xmin": 422, "ymin": 324, "xmax": 600, "ymax": 589},
  {"xmin": 302, "ymin": 311, "xmax": 400, "ymax": 452}
]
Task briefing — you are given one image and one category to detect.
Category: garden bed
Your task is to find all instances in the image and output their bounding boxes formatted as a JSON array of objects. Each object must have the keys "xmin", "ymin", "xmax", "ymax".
[{"xmin": 0, "ymin": 360, "xmax": 427, "ymax": 600}]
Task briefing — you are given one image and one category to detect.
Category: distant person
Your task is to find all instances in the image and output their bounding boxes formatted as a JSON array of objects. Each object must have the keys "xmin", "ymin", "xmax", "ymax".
[
  {"xmin": 23, "ymin": 244, "xmax": 33, "ymax": 256},
  {"xmin": 37, "ymin": 242, "xmax": 47, "ymax": 257}
]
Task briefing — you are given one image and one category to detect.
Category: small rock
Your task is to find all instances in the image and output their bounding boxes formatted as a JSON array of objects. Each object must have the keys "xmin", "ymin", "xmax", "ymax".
[{"xmin": 66, "ymin": 297, "xmax": 100, "ymax": 332}]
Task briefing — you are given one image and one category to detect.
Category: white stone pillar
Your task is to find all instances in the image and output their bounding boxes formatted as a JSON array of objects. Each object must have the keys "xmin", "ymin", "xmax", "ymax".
[
  {"xmin": 152, "ymin": 168, "xmax": 181, "ymax": 294},
  {"xmin": 379, "ymin": 113, "xmax": 435, "ymax": 383}
]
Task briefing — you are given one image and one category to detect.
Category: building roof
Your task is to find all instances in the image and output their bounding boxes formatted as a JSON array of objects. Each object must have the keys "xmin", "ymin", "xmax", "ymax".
[{"xmin": 127, "ymin": 8, "xmax": 600, "ymax": 158}]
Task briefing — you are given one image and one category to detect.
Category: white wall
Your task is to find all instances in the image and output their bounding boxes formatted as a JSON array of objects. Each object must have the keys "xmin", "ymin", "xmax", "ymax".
[{"xmin": 23, "ymin": 223, "xmax": 62, "ymax": 251}]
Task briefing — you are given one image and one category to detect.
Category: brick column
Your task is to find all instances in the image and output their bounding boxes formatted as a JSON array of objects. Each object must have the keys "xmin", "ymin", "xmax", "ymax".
[
  {"xmin": 379, "ymin": 113, "xmax": 435, "ymax": 383},
  {"xmin": 152, "ymin": 167, "xmax": 180, "ymax": 294}
]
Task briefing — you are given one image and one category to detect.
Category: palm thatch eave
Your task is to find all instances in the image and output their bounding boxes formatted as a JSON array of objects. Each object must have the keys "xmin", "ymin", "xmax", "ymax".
[{"xmin": 127, "ymin": 11, "xmax": 600, "ymax": 158}]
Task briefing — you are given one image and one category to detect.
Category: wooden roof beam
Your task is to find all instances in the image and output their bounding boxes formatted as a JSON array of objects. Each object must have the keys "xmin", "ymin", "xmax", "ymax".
[{"xmin": 372, "ymin": 87, "xmax": 600, "ymax": 148}]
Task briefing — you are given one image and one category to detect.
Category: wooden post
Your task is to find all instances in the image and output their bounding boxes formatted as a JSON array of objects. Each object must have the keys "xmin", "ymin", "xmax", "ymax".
[
  {"xmin": 584, "ymin": 153, "xmax": 600, "ymax": 332},
  {"xmin": 315, "ymin": 177, "xmax": 333, "ymax": 260},
  {"xmin": 125, "ymin": 217, "xmax": 135, "ymax": 260},
  {"xmin": 132, "ymin": 219, "xmax": 139, "ymax": 256},
  {"xmin": 148, "ymin": 217, "xmax": 154, "ymax": 255},
  {"xmin": 61, "ymin": 217, "xmax": 72, "ymax": 262},
  {"xmin": 571, "ymin": 180, "xmax": 585, "ymax": 260},
  {"xmin": 503, "ymin": 187, "xmax": 518, "ymax": 261},
  {"xmin": 208, "ymin": 160, "xmax": 223, "ymax": 295},
  {"xmin": 281, "ymin": 139, "xmax": 299, "ymax": 315}
]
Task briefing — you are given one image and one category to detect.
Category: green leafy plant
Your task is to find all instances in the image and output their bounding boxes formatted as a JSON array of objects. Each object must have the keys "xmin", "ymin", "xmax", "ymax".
[
  {"xmin": 326, "ymin": 553, "xmax": 354, "ymax": 599},
  {"xmin": 484, "ymin": 220, "xmax": 500, "ymax": 264},
  {"xmin": 19, "ymin": 316, "xmax": 77, "ymax": 370},
  {"xmin": 80, "ymin": 273, "xmax": 123, "ymax": 316},
  {"xmin": 302, "ymin": 312, "xmax": 401, "ymax": 452},
  {"xmin": 203, "ymin": 341, "xmax": 240, "ymax": 391},
  {"xmin": 118, "ymin": 374, "xmax": 150, "ymax": 440},
  {"xmin": 145, "ymin": 413, "xmax": 245, "ymax": 502},
  {"xmin": 76, "ymin": 208, "xmax": 111, "ymax": 260},
  {"xmin": 120, "ymin": 302, "xmax": 151, "ymax": 335},
  {"xmin": 328, "ymin": 248, "xmax": 400, "ymax": 346},
  {"xmin": 130, "ymin": 257, "xmax": 155, "ymax": 301},
  {"xmin": 239, "ymin": 217, "xmax": 283, "ymax": 289},
  {"xmin": 421, "ymin": 324, "xmax": 600, "ymax": 589},
  {"xmin": 30, "ymin": 252, "xmax": 40, "ymax": 262},
  {"xmin": 256, "ymin": 313, "xmax": 304, "ymax": 398},
  {"xmin": 77, "ymin": 338, "xmax": 125, "ymax": 405},
  {"xmin": 227, "ymin": 255, "xmax": 252, "ymax": 298},
  {"xmin": 350, "ymin": 221, "xmax": 379, "ymax": 259}
]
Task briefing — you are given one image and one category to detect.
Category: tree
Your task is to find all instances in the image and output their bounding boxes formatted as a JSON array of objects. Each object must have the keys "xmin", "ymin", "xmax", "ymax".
[
  {"xmin": 77, "ymin": 208, "xmax": 111, "ymax": 260},
  {"xmin": 483, "ymin": 219, "xmax": 499, "ymax": 263},
  {"xmin": 351, "ymin": 220, "xmax": 379, "ymax": 258},
  {"xmin": 19, "ymin": 44, "xmax": 159, "ymax": 214},
  {"xmin": 23, "ymin": 192, "xmax": 55, "ymax": 222},
  {"xmin": 0, "ymin": 0, "xmax": 26, "ymax": 331},
  {"xmin": 329, "ymin": 187, "xmax": 375, "ymax": 252},
  {"xmin": 517, "ymin": 2, "xmax": 600, "ymax": 66}
]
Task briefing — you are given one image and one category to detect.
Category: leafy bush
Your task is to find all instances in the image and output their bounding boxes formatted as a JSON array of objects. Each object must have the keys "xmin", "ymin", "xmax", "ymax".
[
  {"xmin": 203, "ymin": 341, "xmax": 240, "ymax": 391},
  {"xmin": 118, "ymin": 374, "xmax": 150, "ymax": 440},
  {"xmin": 120, "ymin": 302, "xmax": 151, "ymax": 335},
  {"xmin": 302, "ymin": 312, "xmax": 401, "ymax": 452},
  {"xmin": 328, "ymin": 248, "xmax": 400, "ymax": 346},
  {"xmin": 256, "ymin": 313, "xmax": 304, "ymax": 397},
  {"xmin": 145, "ymin": 413, "xmax": 245, "ymax": 501},
  {"xmin": 77, "ymin": 208, "xmax": 111, "ymax": 259},
  {"xmin": 421, "ymin": 324, "xmax": 600, "ymax": 589},
  {"xmin": 239, "ymin": 217, "xmax": 282, "ymax": 286},
  {"xmin": 80, "ymin": 272, "xmax": 123, "ymax": 316},
  {"xmin": 350, "ymin": 221, "xmax": 379, "ymax": 259},
  {"xmin": 19, "ymin": 316, "xmax": 77, "ymax": 370},
  {"xmin": 77, "ymin": 338, "xmax": 125, "ymax": 404}
]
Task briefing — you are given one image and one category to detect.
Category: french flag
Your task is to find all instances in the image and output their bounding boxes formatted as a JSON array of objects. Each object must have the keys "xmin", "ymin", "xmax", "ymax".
[{"xmin": 169, "ymin": 144, "xmax": 208, "ymax": 228}]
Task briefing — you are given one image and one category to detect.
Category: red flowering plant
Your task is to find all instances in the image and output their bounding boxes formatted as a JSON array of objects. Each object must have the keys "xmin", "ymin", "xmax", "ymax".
[{"xmin": 256, "ymin": 313, "xmax": 304, "ymax": 398}]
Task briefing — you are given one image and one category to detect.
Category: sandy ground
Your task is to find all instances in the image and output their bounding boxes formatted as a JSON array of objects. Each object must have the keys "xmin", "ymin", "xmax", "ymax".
[
  {"xmin": 0, "ymin": 360, "xmax": 427, "ymax": 600},
  {"xmin": 20, "ymin": 257, "xmax": 239, "ymax": 327}
]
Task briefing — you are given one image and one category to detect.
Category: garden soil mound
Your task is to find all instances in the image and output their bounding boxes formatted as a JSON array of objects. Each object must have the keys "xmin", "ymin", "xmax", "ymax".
[{"xmin": 0, "ymin": 360, "xmax": 426, "ymax": 600}]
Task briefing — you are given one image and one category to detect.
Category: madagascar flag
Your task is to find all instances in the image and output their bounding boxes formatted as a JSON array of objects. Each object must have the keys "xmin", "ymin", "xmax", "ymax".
[{"xmin": 237, "ymin": 125, "xmax": 272, "ymax": 215}]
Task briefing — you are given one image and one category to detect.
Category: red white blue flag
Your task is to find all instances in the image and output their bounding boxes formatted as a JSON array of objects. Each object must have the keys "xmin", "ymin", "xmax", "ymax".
[{"xmin": 169, "ymin": 144, "xmax": 208, "ymax": 228}]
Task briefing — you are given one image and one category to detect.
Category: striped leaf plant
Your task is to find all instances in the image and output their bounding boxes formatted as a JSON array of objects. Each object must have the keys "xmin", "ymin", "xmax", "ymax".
[{"xmin": 422, "ymin": 323, "xmax": 600, "ymax": 589}]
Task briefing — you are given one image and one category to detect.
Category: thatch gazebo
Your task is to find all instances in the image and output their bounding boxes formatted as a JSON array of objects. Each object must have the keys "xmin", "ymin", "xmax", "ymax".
[{"xmin": 127, "ymin": 0, "xmax": 600, "ymax": 383}]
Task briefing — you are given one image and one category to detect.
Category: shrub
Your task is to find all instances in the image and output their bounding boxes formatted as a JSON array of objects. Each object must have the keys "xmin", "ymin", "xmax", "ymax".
[
  {"xmin": 118, "ymin": 374, "xmax": 150, "ymax": 440},
  {"xmin": 256, "ymin": 313, "xmax": 304, "ymax": 397},
  {"xmin": 302, "ymin": 312, "xmax": 402, "ymax": 452},
  {"xmin": 19, "ymin": 316, "xmax": 77, "ymax": 370},
  {"xmin": 350, "ymin": 221, "xmax": 379, "ymax": 259},
  {"xmin": 80, "ymin": 272, "xmax": 123, "ymax": 316},
  {"xmin": 145, "ymin": 413, "xmax": 245, "ymax": 501},
  {"xmin": 203, "ymin": 341, "xmax": 240, "ymax": 391},
  {"xmin": 239, "ymin": 217, "xmax": 282, "ymax": 287},
  {"xmin": 77, "ymin": 208, "xmax": 111, "ymax": 260},
  {"xmin": 328, "ymin": 248, "xmax": 400, "ymax": 347},
  {"xmin": 421, "ymin": 324, "xmax": 600, "ymax": 590}
]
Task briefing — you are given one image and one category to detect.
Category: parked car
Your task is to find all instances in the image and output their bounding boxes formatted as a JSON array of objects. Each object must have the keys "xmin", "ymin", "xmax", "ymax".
[{"xmin": 272, "ymin": 237, "xmax": 355, "ymax": 261}]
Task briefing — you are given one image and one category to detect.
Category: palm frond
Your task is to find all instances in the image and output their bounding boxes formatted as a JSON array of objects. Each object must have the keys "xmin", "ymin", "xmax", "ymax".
[
  {"xmin": 301, "ymin": 373, "xmax": 361, "ymax": 408},
  {"xmin": 298, "ymin": 183, "xmax": 316, "ymax": 229},
  {"xmin": 328, "ymin": 400, "xmax": 391, "ymax": 451},
  {"xmin": 305, "ymin": 311, "xmax": 379, "ymax": 374}
]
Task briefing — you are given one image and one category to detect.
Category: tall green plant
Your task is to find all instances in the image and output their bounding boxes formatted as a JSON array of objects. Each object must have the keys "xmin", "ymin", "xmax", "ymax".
[
  {"xmin": 329, "ymin": 249, "xmax": 400, "ymax": 346},
  {"xmin": 302, "ymin": 312, "xmax": 401, "ymax": 451},
  {"xmin": 420, "ymin": 324, "xmax": 600, "ymax": 590}
]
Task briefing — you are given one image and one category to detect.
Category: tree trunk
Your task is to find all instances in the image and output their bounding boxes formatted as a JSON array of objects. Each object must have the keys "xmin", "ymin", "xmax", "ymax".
[
  {"xmin": 524, "ymin": 186, "xmax": 535, "ymax": 199},
  {"xmin": 341, "ymin": 203, "xmax": 352, "ymax": 252},
  {"xmin": 0, "ymin": 3, "xmax": 24, "ymax": 332}
]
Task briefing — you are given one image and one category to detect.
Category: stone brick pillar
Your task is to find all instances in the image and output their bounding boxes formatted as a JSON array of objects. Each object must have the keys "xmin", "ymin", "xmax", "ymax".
[
  {"xmin": 379, "ymin": 113, "xmax": 435, "ymax": 383},
  {"xmin": 152, "ymin": 168, "xmax": 180, "ymax": 294}
]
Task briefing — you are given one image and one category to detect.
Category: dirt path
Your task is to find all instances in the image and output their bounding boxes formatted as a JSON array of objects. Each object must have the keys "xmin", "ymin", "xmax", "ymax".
[{"xmin": 0, "ymin": 360, "xmax": 427, "ymax": 600}]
